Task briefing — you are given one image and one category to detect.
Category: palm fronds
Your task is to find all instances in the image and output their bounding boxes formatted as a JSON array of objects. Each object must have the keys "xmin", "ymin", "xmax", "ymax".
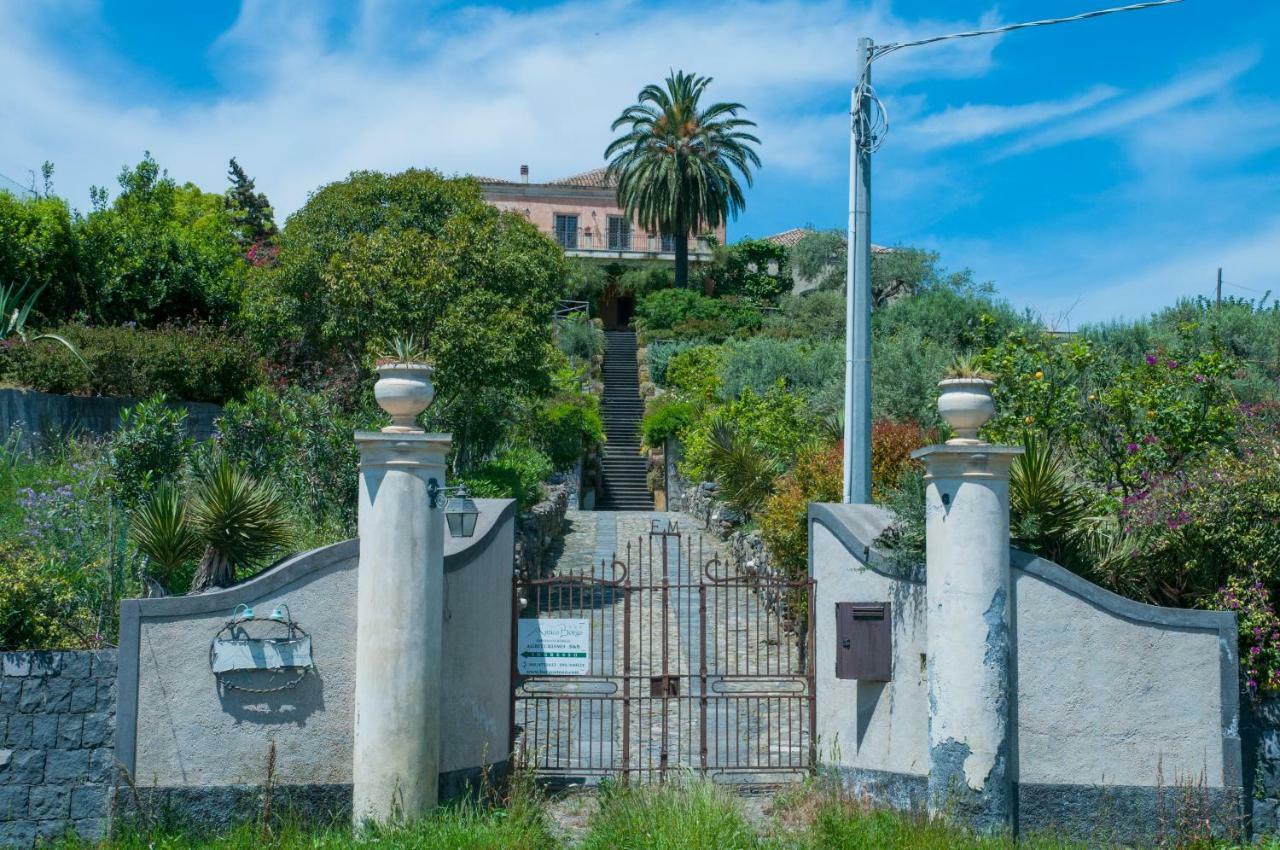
[
  {"xmin": 188, "ymin": 459, "xmax": 293, "ymax": 591},
  {"xmin": 129, "ymin": 483, "xmax": 203, "ymax": 590},
  {"xmin": 705, "ymin": 416, "xmax": 782, "ymax": 516}
]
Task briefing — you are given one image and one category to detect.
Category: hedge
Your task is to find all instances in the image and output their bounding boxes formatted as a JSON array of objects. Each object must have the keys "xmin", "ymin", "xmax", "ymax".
[{"xmin": 0, "ymin": 323, "xmax": 264, "ymax": 404}]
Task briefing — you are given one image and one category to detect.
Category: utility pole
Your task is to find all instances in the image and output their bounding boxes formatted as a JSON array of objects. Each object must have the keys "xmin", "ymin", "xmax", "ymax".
[
  {"xmin": 842, "ymin": 37, "xmax": 873, "ymax": 504},
  {"xmin": 1217, "ymin": 267, "xmax": 1223, "ymax": 311}
]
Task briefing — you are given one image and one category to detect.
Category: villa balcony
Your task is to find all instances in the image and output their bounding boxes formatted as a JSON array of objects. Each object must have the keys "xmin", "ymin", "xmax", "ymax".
[{"xmin": 557, "ymin": 233, "xmax": 714, "ymax": 263}]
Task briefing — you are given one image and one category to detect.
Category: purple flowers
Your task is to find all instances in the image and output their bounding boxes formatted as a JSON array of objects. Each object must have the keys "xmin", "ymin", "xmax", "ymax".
[
  {"xmin": 1146, "ymin": 354, "xmax": 1158, "ymax": 365},
  {"xmin": 1126, "ymin": 442, "xmax": 1139, "ymax": 454},
  {"xmin": 1194, "ymin": 374, "xmax": 1206, "ymax": 384},
  {"xmin": 1167, "ymin": 360, "xmax": 1178, "ymax": 369}
]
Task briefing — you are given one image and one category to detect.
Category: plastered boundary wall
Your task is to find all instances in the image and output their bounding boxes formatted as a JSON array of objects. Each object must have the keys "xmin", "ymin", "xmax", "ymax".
[
  {"xmin": 115, "ymin": 499, "xmax": 516, "ymax": 826},
  {"xmin": 808, "ymin": 502, "xmax": 1243, "ymax": 841}
]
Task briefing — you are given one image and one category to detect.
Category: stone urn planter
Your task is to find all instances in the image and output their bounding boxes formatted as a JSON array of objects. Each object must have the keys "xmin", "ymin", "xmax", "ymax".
[
  {"xmin": 374, "ymin": 362, "xmax": 435, "ymax": 432},
  {"xmin": 937, "ymin": 378, "xmax": 994, "ymax": 445}
]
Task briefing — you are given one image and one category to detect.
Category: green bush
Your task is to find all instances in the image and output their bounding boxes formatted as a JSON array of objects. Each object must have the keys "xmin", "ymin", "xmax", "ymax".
[
  {"xmin": 646, "ymin": 341, "xmax": 697, "ymax": 386},
  {"xmin": 218, "ymin": 385, "xmax": 374, "ymax": 537},
  {"xmin": 635, "ymin": 289, "xmax": 763, "ymax": 343},
  {"xmin": 641, "ymin": 396, "xmax": 696, "ymax": 449},
  {"xmin": 705, "ymin": 238, "xmax": 793, "ymax": 302},
  {"xmin": 1, "ymin": 323, "xmax": 264, "ymax": 404},
  {"xmin": 555, "ymin": 314, "xmax": 604, "ymax": 362},
  {"xmin": 680, "ymin": 385, "xmax": 819, "ymax": 483},
  {"xmin": 107, "ymin": 396, "xmax": 191, "ymax": 507},
  {"xmin": 463, "ymin": 444, "xmax": 554, "ymax": 510},
  {"xmin": 529, "ymin": 395, "xmax": 604, "ymax": 470},
  {"xmin": 0, "ymin": 542, "xmax": 80, "ymax": 650},
  {"xmin": 719, "ymin": 337, "xmax": 843, "ymax": 408},
  {"xmin": 664, "ymin": 345, "xmax": 727, "ymax": 402}
]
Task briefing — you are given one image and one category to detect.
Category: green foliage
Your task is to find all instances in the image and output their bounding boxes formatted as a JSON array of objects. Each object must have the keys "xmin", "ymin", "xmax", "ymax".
[
  {"xmin": 760, "ymin": 441, "xmax": 842, "ymax": 584},
  {"xmin": 189, "ymin": 458, "xmax": 294, "ymax": 590},
  {"xmin": 243, "ymin": 168, "xmax": 567, "ymax": 466},
  {"xmin": 663, "ymin": 345, "xmax": 727, "ymax": 401},
  {"xmin": 646, "ymin": 341, "xmax": 697, "ymax": 386},
  {"xmin": 128, "ymin": 483, "xmax": 203, "ymax": 591},
  {"xmin": 789, "ymin": 229, "xmax": 846, "ymax": 291},
  {"xmin": 107, "ymin": 397, "xmax": 191, "ymax": 507},
  {"xmin": 641, "ymin": 396, "xmax": 696, "ymax": 448},
  {"xmin": 982, "ymin": 332, "xmax": 1240, "ymax": 496},
  {"xmin": 874, "ymin": 284, "xmax": 1024, "ymax": 354},
  {"xmin": 871, "ymin": 327, "xmax": 953, "ymax": 429},
  {"xmin": 617, "ymin": 264, "xmax": 676, "ymax": 296},
  {"xmin": 555, "ymin": 314, "xmax": 604, "ymax": 362},
  {"xmin": 224, "ymin": 158, "xmax": 277, "ymax": 251},
  {"xmin": 528, "ymin": 395, "xmax": 604, "ymax": 470},
  {"xmin": 635, "ymin": 289, "xmax": 763, "ymax": 343},
  {"xmin": 463, "ymin": 444, "xmax": 554, "ymax": 510},
  {"xmin": 78, "ymin": 154, "xmax": 246, "ymax": 324},
  {"xmin": 0, "ymin": 542, "xmax": 79, "ymax": 651},
  {"xmin": 681, "ymin": 385, "xmax": 819, "ymax": 484},
  {"xmin": 1009, "ymin": 435, "xmax": 1111, "ymax": 575},
  {"xmin": 2, "ymin": 323, "xmax": 263, "ymax": 404},
  {"xmin": 0, "ymin": 186, "xmax": 86, "ymax": 321},
  {"xmin": 563, "ymin": 258, "xmax": 610, "ymax": 301},
  {"xmin": 581, "ymin": 779, "xmax": 759, "ymax": 850},
  {"xmin": 218, "ymin": 385, "xmax": 373, "ymax": 536},
  {"xmin": 702, "ymin": 416, "xmax": 785, "ymax": 515},
  {"xmin": 718, "ymin": 337, "xmax": 842, "ymax": 409},
  {"xmin": 706, "ymin": 238, "xmax": 793, "ymax": 302},
  {"xmin": 605, "ymin": 70, "xmax": 760, "ymax": 289},
  {"xmin": 0, "ymin": 282, "xmax": 83, "ymax": 363},
  {"xmin": 1213, "ymin": 574, "xmax": 1280, "ymax": 696},
  {"xmin": 765, "ymin": 290, "xmax": 847, "ymax": 340}
]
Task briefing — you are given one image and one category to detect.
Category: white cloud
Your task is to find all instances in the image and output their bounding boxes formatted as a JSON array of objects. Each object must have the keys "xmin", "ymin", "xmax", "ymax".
[
  {"xmin": 902, "ymin": 85, "xmax": 1121, "ymax": 151},
  {"xmin": 0, "ymin": 0, "xmax": 1000, "ymax": 217},
  {"xmin": 995, "ymin": 48, "xmax": 1261, "ymax": 158}
]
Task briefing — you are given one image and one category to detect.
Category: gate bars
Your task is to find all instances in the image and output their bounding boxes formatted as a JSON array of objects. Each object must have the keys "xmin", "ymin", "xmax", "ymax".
[{"xmin": 511, "ymin": 520, "xmax": 816, "ymax": 784}]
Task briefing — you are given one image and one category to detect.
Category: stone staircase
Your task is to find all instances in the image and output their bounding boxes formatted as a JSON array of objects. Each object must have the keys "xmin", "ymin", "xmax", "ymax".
[{"xmin": 598, "ymin": 330, "xmax": 653, "ymax": 511}]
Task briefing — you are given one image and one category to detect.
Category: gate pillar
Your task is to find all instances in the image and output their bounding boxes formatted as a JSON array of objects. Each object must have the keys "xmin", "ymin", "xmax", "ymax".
[
  {"xmin": 353, "ymin": 392, "xmax": 450, "ymax": 823},
  {"xmin": 912, "ymin": 442, "xmax": 1021, "ymax": 834}
]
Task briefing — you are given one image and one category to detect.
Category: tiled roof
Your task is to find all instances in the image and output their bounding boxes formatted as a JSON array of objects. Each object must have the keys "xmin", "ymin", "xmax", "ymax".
[
  {"xmin": 763, "ymin": 226, "xmax": 891, "ymax": 253},
  {"xmin": 472, "ymin": 167, "xmax": 616, "ymax": 189},
  {"xmin": 546, "ymin": 168, "xmax": 615, "ymax": 188}
]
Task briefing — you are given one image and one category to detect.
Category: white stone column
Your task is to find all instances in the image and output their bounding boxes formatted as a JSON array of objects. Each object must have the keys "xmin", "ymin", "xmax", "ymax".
[
  {"xmin": 352, "ymin": 429, "xmax": 450, "ymax": 824},
  {"xmin": 913, "ymin": 443, "xmax": 1021, "ymax": 833}
]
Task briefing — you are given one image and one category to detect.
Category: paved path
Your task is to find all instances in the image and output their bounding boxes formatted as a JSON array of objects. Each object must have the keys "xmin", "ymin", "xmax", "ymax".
[{"xmin": 516, "ymin": 510, "xmax": 809, "ymax": 785}]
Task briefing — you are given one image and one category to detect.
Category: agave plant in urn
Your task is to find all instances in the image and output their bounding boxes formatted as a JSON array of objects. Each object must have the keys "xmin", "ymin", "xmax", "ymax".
[
  {"xmin": 374, "ymin": 335, "xmax": 435, "ymax": 432},
  {"xmin": 937, "ymin": 354, "xmax": 996, "ymax": 445}
]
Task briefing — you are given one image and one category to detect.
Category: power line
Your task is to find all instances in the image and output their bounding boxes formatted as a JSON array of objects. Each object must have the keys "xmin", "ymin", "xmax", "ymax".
[{"xmin": 871, "ymin": 0, "xmax": 1187, "ymax": 62}]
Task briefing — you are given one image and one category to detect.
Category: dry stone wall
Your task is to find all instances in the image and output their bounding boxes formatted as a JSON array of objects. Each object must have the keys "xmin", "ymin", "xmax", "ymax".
[{"xmin": 0, "ymin": 650, "xmax": 117, "ymax": 848}]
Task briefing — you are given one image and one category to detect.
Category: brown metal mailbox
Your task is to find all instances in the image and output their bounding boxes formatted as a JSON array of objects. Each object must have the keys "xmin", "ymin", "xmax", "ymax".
[{"xmin": 835, "ymin": 602, "xmax": 892, "ymax": 681}]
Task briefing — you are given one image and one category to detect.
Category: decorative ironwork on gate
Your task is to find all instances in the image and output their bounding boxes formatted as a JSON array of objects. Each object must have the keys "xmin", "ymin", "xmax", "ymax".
[{"xmin": 511, "ymin": 520, "xmax": 816, "ymax": 784}]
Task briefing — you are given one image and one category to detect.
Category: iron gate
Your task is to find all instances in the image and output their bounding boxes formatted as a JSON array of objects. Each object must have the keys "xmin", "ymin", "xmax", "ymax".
[{"xmin": 511, "ymin": 520, "xmax": 815, "ymax": 784}]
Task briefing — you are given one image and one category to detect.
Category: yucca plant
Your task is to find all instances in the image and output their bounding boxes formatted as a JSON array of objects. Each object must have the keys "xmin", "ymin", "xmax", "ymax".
[
  {"xmin": 129, "ymin": 483, "xmax": 203, "ymax": 596},
  {"xmin": 188, "ymin": 459, "xmax": 293, "ymax": 592},
  {"xmin": 1010, "ymin": 434, "xmax": 1104, "ymax": 572}
]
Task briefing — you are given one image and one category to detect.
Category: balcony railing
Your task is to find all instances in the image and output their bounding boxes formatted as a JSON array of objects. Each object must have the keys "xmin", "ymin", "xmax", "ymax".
[{"xmin": 556, "ymin": 232, "xmax": 713, "ymax": 260}]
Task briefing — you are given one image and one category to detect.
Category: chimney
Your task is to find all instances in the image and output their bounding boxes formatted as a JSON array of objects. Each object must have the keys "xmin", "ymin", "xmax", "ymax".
[{"xmin": 520, "ymin": 164, "xmax": 529, "ymax": 183}]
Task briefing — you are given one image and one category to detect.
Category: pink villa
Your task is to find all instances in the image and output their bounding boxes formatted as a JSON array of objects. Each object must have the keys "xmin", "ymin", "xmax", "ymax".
[{"xmin": 476, "ymin": 166, "xmax": 727, "ymax": 327}]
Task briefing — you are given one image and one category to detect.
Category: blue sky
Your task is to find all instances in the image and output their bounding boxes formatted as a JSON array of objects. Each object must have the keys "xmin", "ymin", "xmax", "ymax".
[{"xmin": 2, "ymin": 1, "xmax": 1277, "ymax": 325}]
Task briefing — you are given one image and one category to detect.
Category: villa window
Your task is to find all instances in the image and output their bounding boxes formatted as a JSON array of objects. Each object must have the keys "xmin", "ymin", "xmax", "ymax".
[
  {"xmin": 607, "ymin": 216, "xmax": 631, "ymax": 251},
  {"xmin": 660, "ymin": 232, "xmax": 677, "ymax": 252},
  {"xmin": 554, "ymin": 214, "xmax": 578, "ymax": 250}
]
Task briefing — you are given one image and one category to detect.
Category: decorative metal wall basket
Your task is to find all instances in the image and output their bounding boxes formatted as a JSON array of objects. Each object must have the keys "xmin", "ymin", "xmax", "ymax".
[{"xmin": 210, "ymin": 604, "xmax": 314, "ymax": 693}]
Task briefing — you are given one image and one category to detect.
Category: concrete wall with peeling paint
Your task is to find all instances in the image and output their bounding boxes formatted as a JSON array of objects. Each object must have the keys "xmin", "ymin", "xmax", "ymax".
[
  {"xmin": 810, "ymin": 502, "xmax": 1243, "ymax": 840},
  {"xmin": 115, "ymin": 500, "xmax": 516, "ymax": 827}
]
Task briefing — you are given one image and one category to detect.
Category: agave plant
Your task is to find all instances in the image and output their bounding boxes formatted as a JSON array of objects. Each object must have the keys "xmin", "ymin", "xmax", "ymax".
[
  {"xmin": 0, "ymin": 282, "xmax": 84, "ymax": 362},
  {"xmin": 377, "ymin": 334, "xmax": 431, "ymax": 366},
  {"xmin": 129, "ymin": 483, "xmax": 203, "ymax": 596},
  {"xmin": 943, "ymin": 352, "xmax": 995, "ymax": 381},
  {"xmin": 188, "ymin": 459, "xmax": 294, "ymax": 592}
]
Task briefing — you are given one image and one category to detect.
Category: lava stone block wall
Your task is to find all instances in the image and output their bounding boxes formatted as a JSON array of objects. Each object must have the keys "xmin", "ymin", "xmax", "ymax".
[{"xmin": 0, "ymin": 651, "xmax": 117, "ymax": 848}]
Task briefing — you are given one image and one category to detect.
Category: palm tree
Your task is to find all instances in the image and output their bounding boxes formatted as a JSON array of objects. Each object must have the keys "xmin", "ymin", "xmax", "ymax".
[{"xmin": 605, "ymin": 71, "xmax": 761, "ymax": 290}]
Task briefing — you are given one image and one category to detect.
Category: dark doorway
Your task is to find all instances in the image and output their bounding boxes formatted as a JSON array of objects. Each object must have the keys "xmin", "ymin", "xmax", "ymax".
[{"xmin": 599, "ymin": 290, "xmax": 636, "ymax": 329}]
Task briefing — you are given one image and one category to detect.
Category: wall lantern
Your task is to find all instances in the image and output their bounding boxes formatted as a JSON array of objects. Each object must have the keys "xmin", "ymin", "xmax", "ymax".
[{"xmin": 426, "ymin": 480, "xmax": 480, "ymax": 538}]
